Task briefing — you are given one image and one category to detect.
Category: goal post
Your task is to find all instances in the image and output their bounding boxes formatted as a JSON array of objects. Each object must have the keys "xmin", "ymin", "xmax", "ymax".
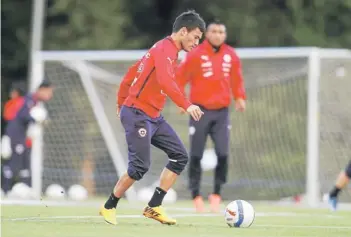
[{"xmin": 30, "ymin": 47, "xmax": 351, "ymax": 206}]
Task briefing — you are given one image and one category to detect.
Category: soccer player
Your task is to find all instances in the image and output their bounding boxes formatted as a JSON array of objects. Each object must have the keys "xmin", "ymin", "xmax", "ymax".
[
  {"xmin": 176, "ymin": 20, "xmax": 246, "ymax": 213},
  {"xmin": 3, "ymin": 87, "xmax": 33, "ymax": 149},
  {"xmin": 326, "ymin": 160, "xmax": 351, "ymax": 211},
  {"xmin": 99, "ymin": 10, "xmax": 206, "ymax": 226},
  {"xmin": 1, "ymin": 81, "xmax": 53, "ymax": 193}
]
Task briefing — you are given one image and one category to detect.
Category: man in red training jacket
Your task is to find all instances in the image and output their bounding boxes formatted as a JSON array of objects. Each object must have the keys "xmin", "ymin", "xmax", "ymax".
[
  {"xmin": 177, "ymin": 20, "xmax": 246, "ymax": 213},
  {"xmin": 2, "ymin": 82, "xmax": 53, "ymax": 193},
  {"xmin": 100, "ymin": 10, "xmax": 206, "ymax": 226},
  {"xmin": 3, "ymin": 87, "xmax": 32, "ymax": 149}
]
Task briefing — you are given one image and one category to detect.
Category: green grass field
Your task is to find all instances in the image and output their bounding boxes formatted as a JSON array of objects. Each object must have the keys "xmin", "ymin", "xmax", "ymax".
[{"xmin": 2, "ymin": 200, "xmax": 351, "ymax": 237}]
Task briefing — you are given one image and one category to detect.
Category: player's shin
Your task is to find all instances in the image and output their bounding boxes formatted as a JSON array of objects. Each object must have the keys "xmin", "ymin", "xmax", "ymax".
[
  {"xmin": 330, "ymin": 170, "xmax": 350, "ymax": 198},
  {"xmin": 188, "ymin": 157, "xmax": 202, "ymax": 198},
  {"xmin": 144, "ymin": 167, "xmax": 179, "ymax": 225},
  {"xmin": 104, "ymin": 173, "xmax": 135, "ymax": 209},
  {"xmin": 214, "ymin": 156, "xmax": 228, "ymax": 195},
  {"xmin": 148, "ymin": 168, "xmax": 177, "ymax": 207},
  {"xmin": 209, "ymin": 156, "xmax": 228, "ymax": 213}
]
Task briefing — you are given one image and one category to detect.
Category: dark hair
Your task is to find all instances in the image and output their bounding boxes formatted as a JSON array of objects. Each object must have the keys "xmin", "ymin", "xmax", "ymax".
[
  {"xmin": 38, "ymin": 80, "xmax": 52, "ymax": 89},
  {"xmin": 10, "ymin": 87, "xmax": 24, "ymax": 96},
  {"xmin": 172, "ymin": 10, "xmax": 206, "ymax": 33},
  {"xmin": 207, "ymin": 19, "xmax": 225, "ymax": 31}
]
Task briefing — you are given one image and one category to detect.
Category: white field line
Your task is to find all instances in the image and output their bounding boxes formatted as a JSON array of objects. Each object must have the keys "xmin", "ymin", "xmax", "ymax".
[
  {"xmin": 254, "ymin": 224, "xmax": 351, "ymax": 229},
  {"xmin": 2, "ymin": 199, "xmax": 351, "ymax": 210},
  {"xmin": 5, "ymin": 212, "xmax": 342, "ymax": 222}
]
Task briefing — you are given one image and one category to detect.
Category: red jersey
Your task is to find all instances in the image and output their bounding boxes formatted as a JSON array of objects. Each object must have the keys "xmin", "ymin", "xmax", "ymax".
[
  {"xmin": 117, "ymin": 37, "xmax": 192, "ymax": 118},
  {"xmin": 3, "ymin": 96, "xmax": 32, "ymax": 148},
  {"xmin": 3, "ymin": 97, "xmax": 25, "ymax": 121},
  {"xmin": 176, "ymin": 40, "xmax": 246, "ymax": 110}
]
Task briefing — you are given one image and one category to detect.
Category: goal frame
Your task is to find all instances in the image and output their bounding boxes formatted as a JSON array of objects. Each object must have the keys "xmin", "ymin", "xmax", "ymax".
[{"xmin": 30, "ymin": 47, "xmax": 351, "ymax": 205}]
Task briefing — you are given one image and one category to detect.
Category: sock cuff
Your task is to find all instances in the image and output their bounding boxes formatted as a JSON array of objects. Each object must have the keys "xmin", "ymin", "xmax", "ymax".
[
  {"xmin": 156, "ymin": 187, "xmax": 167, "ymax": 194},
  {"xmin": 111, "ymin": 193, "xmax": 119, "ymax": 199}
]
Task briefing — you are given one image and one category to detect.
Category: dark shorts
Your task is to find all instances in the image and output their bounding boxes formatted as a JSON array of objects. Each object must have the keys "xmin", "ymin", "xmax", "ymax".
[{"xmin": 120, "ymin": 106, "xmax": 188, "ymax": 179}]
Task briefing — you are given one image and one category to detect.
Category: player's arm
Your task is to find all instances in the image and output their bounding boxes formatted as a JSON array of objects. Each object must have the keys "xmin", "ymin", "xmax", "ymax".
[
  {"xmin": 3, "ymin": 98, "xmax": 24, "ymax": 121},
  {"xmin": 230, "ymin": 53, "xmax": 246, "ymax": 111},
  {"xmin": 117, "ymin": 60, "xmax": 141, "ymax": 110},
  {"xmin": 154, "ymin": 48, "xmax": 192, "ymax": 110},
  {"xmin": 154, "ymin": 48, "xmax": 203, "ymax": 121},
  {"xmin": 175, "ymin": 53, "xmax": 194, "ymax": 95},
  {"xmin": 3, "ymin": 100, "xmax": 15, "ymax": 121}
]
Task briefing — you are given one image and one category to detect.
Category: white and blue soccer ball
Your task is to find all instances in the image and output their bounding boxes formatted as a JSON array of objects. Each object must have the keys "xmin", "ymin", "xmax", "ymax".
[{"xmin": 224, "ymin": 200, "xmax": 255, "ymax": 228}]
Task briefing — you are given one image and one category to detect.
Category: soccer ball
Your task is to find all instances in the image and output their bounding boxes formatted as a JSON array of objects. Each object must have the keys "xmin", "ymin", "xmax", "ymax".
[
  {"xmin": 163, "ymin": 188, "xmax": 177, "ymax": 204},
  {"xmin": 137, "ymin": 187, "xmax": 154, "ymax": 202},
  {"xmin": 224, "ymin": 200, "xmax": 255, "ymax": 228},
  {"xmin": 68, "ymin": 184, "xmax": 88, "ymax": 201},
  {"xmin": 201, "ymin": 148, "xmax": 217, "ymax": 171},
  {"xmin": 8, "ymin": 182, "xmax": 34, "ymax": 199},
  {"xmin": 45, "ymin": 184, "xmax": 65, "ymax": 199}
]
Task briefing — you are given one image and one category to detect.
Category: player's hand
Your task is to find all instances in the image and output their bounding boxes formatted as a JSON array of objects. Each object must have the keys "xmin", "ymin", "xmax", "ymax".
[
  {"xmin": 178, "ymin": 107, "xmax": 186, "ymax": 114},
  {"xmin": 235, "ymin": 98, "xmax": 246, "ymax": 112},
  {"xmin": 186, "ymin": 105, "xmax": 204, "ymax": 121},
  {"xmin": 116, "ymin": 106, "xmax": 121, "ymax": 118}
]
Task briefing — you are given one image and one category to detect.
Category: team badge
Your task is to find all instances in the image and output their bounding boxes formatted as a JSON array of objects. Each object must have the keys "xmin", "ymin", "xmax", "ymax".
[
  {"xmin": 201, "ymin": 55, "xmax": 209, "ymax": 60},
  {"xmin": 15, "ymin": 144, "xmax": 25, "ymax": 154},
  {"xmin": 223, "ymin": 54, "xmax": 232, "ymax": 63},
  {"xmin": 138, "ymin": 128, "xmax": 147, "ymax": 137}
]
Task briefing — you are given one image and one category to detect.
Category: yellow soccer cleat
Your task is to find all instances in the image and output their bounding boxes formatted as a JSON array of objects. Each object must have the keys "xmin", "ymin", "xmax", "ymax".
[
  {"xmin": 143, "ymin": 206, "xmax": 176, "ymax": 225},
  {"xmin": 99, "ymin": 206, "xmax": 117, "ymax": 225}
]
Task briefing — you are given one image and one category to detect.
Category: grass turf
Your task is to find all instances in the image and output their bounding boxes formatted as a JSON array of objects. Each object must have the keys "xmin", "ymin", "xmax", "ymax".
[{"xmin": 1, "ymin": 201, "xmax": 350, "ymax": 237}]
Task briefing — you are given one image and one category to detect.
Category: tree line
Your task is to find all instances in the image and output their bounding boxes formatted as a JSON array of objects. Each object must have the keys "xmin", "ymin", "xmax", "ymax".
[{"xmin": 2, "ymin": 0, "xmax": 350, "ymax": 113}]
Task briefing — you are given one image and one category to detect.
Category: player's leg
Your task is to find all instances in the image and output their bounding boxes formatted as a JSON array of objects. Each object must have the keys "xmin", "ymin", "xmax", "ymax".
[
  {"xmin": 1, "ymin": 142, "xmax": 23, "ymax": 193},
  {"xmin": 18, "ymin": 147, "xmax": 31, "ymax": 187},
  {"xmin": 143, "ymin": 119, "xmax": 189, "ymax": 224},
  {"xmin": 327, "ymin": 160, "xmax": 351, "ymax": 211},
  {"xmin": 188, "ymin": 111, "xmax": 210, "ymax": 211},
  {"xmin": 101, "ymin": 106, "xmax": 152, "ymax": 225},
  {"xmin": 1, "ymin": 160, "xmax": 15, "ymax": 193},
  {"xmin": 209, "ymin": 107, "xmax": 230, "ymax": 212}
]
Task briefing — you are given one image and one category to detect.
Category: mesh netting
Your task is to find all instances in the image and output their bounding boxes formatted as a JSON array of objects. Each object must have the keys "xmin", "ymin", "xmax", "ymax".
[
  {"xmin": 318, "ymin": 59, "xmax": 351, "ymax": 202},
  {"xmin": 42, "ymin": 56, "xmax": 350, "ymax": 201}
]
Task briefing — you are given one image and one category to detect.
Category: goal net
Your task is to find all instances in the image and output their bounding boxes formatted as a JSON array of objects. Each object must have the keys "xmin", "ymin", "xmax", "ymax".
[{"xmin": 37, "ymin": 48, "xmax": 351, "ymax": 204}]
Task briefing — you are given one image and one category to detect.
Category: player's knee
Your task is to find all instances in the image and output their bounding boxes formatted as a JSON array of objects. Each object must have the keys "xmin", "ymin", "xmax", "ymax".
[
  {"xmin": 189, "ymin": 156, "xmax": 201, "ymax": 167},
  {"xmin": 127, "ymin": 162, "xmax": 150, "ymax": 181},
  {"xmin": 166, "ymin": 150, "xmax": 188, "ymax": 175},
  {"xmin": 2, "ymin": 166, "xmax": 13, "ymax": 179},
  {"xmin": 345, "ymin": 161, "xmax": 351, "ymax": 178}
]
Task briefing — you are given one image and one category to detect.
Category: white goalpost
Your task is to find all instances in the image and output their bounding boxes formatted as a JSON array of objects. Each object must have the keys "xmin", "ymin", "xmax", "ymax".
[{"xmin": 28, "ymin": 47, "xmax": 351, "ymax": 206}]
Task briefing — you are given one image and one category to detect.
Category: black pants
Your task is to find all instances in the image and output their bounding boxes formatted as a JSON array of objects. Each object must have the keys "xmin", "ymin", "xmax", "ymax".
[
  {"xmin": 188, "ymin": 106, "xmax": 229, "ymax": 198},
  {"xmin": 1, "ymin": 143, "xmax": 31, "ymax": 193}
]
